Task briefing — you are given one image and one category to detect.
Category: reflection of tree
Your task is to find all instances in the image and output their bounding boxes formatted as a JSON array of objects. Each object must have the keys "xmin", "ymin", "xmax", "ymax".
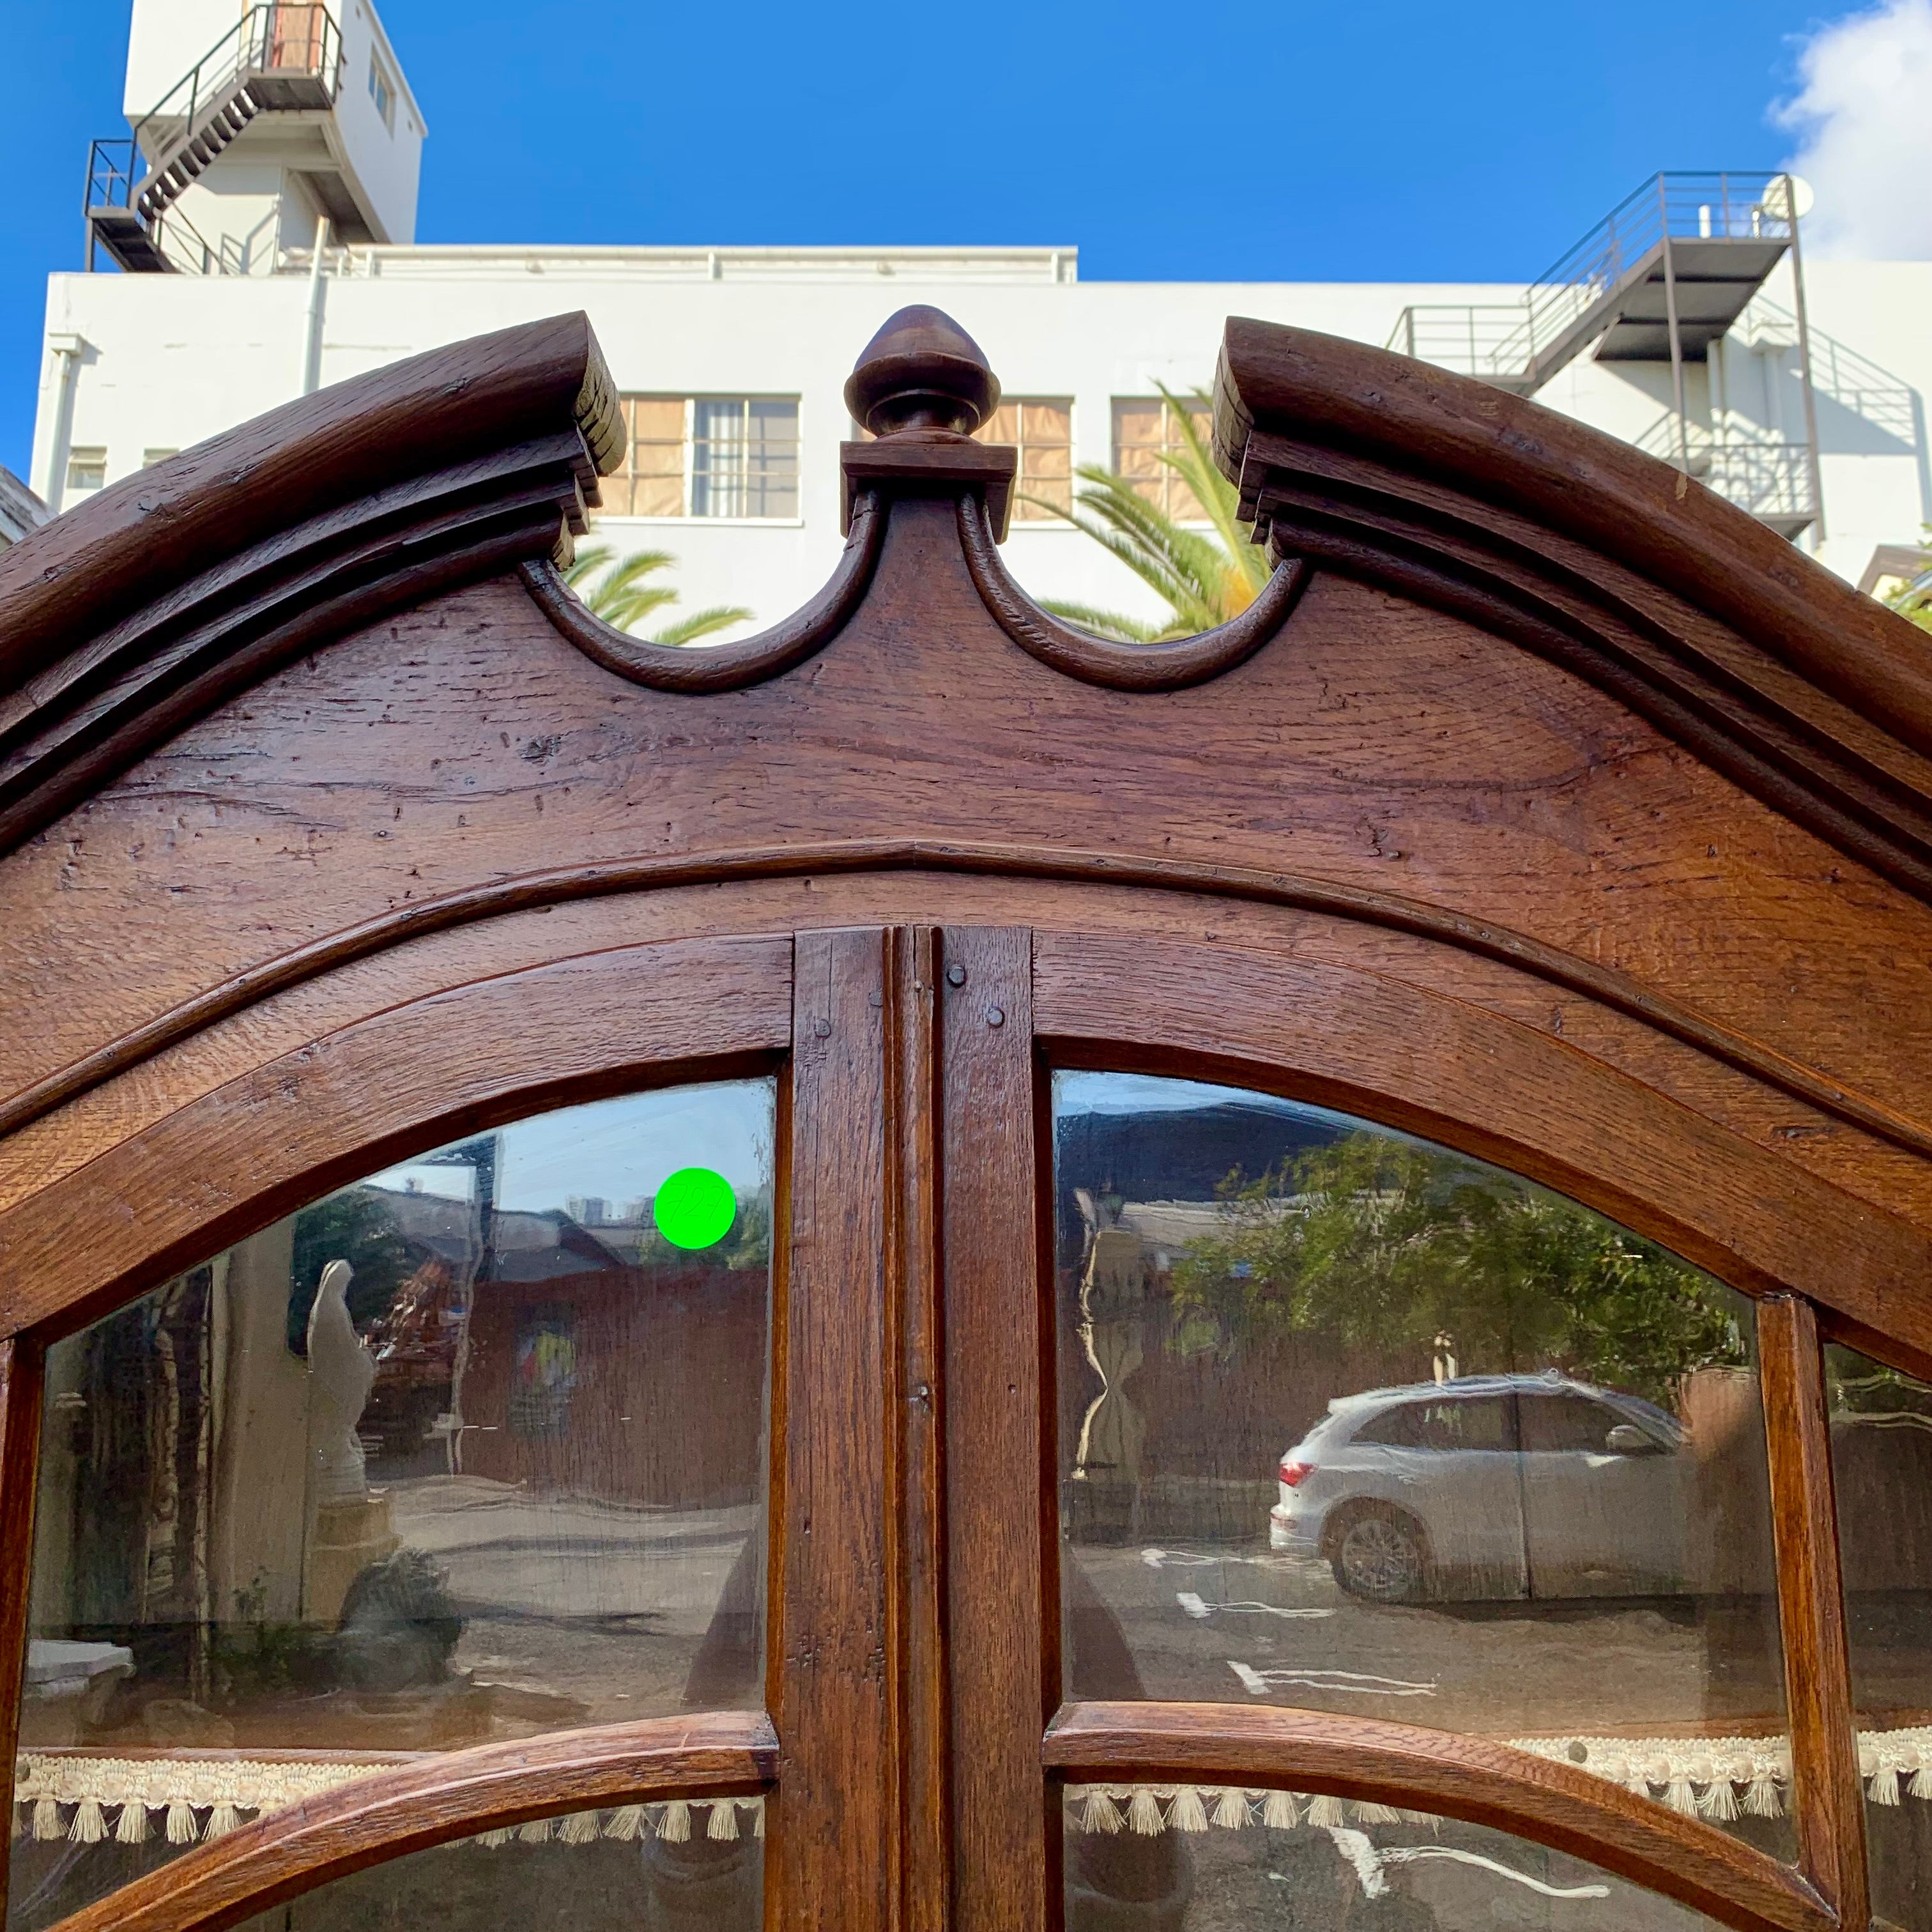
[
  {"xmin": 1171, "ymin": 1133, "xmax": 1743, "ymax": 1405},
  {"xmin": 288, "ymin": 1186, "xmax": 412, "ymax": 1354}
]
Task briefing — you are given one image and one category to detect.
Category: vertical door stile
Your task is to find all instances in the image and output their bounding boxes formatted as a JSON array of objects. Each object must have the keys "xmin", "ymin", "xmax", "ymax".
[
  {"xmin": 898, "ymin": 930, "xmax": 950, "ymax": 1932},
  {"xmin": 779, "ymin": 927, "xmax": 903, "ymax": 1932},
  {"xmin": 1758, "ymin": 1293, "xmax": 1869, "ymax": 1931},
  {"xmin": 0, "ymin": 1334, "xmax": 44, "ymax": 1916},
  {"xmin": 940, "ymin": 928, "xmax": 1047, "ymax": 1932}
]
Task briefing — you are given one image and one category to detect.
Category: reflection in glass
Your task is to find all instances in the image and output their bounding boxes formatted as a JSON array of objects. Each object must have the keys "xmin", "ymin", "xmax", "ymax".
[
  {"xmin": 13, "ymin": 1814, "xmax": 761, "ymax": 1932},
  {"xmin": 1828, "ymin": 1342, "xmax": 1932, "ymax": 1930},
  {"xmin": 1054, "ymin": 1073, "xmax": 1790, "ymax": 1853},
  {"xmin": 1064, "ymin": 1784, "xmax": 1722, "ymax": 1932},
  {"xmin": 13, "ymin": 1084, "xmax": 773, "ymax": 1931}
]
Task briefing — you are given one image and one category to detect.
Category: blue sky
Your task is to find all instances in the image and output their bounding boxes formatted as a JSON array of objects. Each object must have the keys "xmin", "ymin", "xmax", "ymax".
[{"xmin": 0, "ymin": 0, "xmax": 1850, "ymax": 477}]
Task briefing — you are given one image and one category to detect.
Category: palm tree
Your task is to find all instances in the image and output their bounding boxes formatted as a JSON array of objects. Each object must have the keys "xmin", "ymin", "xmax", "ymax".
[
  {"xmin": 565, "ymin": 542, "xmax": 752, "ymax": 645},
  {"xmin": 1884, "ymin": 528, "xmax": 1932, "ymax": 636},
  {"xmin": 1027, "ymin": 386, "xmax": 1270, "ymax": 641}
]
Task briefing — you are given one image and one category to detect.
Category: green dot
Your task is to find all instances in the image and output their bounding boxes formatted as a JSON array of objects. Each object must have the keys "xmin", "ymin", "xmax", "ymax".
[{"xmin": 653, "ymin": 1167, "xmax": 737, "ymax": 1250}]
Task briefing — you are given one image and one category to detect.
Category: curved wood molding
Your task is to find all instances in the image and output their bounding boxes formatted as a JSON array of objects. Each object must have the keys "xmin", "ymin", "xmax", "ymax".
[
  {"xmin": 1239, "ymin": 457, "xmax": 1932, "ymax": 907},
  {"xmin": 955, "ymin": 493, "xmax": 1310, "ymax": 690},
  {"xmin": 45, "ymin": 1712, "xmax": 776, "ymax": 1932},
  {"xmin": 1215, "ymin": 318, "xmax": 1932, "ymax": 763},
  {"xmin": 0, "ymin": 315, "xmax": 621, "ymax": 861},
  {"xmin": 1, "ymin": 839, "xmax": 1927, "ymax": 1167},
  {"xmin": 0, "ymin": 932, "xmax": 792, "ymax": 1338},
  {"xmin": 1045, "ymin": 1703, "xmax": 1832, "ymax": 1932},
  {"xmin": 518, "ymin": 489, "xmax": 885, "ymax": 691}
]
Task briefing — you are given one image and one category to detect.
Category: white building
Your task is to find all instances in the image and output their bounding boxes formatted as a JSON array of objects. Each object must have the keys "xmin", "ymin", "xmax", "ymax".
[{"xmin": 31, "ymin": 0, "xmax": 1932, "ymax": 637}]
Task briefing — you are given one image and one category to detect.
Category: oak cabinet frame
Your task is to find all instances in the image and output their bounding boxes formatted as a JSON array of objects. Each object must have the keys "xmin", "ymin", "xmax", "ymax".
[{"xmin": 1, "ymin": 303, "xmax": 1929, "ymax": 1932}]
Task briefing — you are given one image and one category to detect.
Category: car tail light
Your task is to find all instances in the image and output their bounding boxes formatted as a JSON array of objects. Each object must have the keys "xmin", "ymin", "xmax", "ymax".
[{"xmin": 1279, "ymin": 1458, "xmax": 1313, "ymax": 1487}]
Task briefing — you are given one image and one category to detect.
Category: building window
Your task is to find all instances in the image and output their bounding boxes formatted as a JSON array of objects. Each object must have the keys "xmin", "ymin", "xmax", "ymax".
[
  {"xmin": 65, "ymin": 447, "xmax": 106, "ymax": 494},
  {"xmin": 604, "ymin": 397, "xmax": 800, "ymax": 520},
  {"xmin": 368, "ymin": 52, "xmax": 395, "ymax": 130},
  {"xmin": 142, "ymin": 448, "xmax": 177, "ymax": 468},
  {"xmin": 1112, "ymin": 396, "xmax": 1215, "ymax": 523},
  {"xmin": 693, "ymin": 399, "xmax": 799, "ymax": 519},
  {"xmin": 975, "ymin": 399, "xmax": 1073, "ymax": 519}
]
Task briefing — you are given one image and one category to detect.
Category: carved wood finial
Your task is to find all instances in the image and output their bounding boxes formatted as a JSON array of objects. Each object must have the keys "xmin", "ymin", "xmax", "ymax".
[{"xmin": 843, "ymin": 306, "xmax": 1000, "ymax": 437}]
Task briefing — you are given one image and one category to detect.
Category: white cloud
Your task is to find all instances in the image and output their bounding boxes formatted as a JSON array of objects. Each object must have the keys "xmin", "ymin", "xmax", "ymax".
[{"xmin": 1773, "ymin": 0, "xmax": 1932, "ymax": 258}]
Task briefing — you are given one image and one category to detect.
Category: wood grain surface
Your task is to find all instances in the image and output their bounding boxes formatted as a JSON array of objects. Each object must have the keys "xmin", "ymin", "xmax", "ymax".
[
  {"xmin": 41, "ymin": 1711, "xmax": 775, "ymax": 1932},
  {"xmin": 939, "ymin": 928, "xmax": 1046, "ymax": 1932},
  {"xmin": 6, "ymin": 506, "xmax": 1931, "ymax": 1197},
  {"xmin": 1216, "ymin": 316, "xmax": 1932, "ymax": 760},
  {"xmin": 954, "ymin": 493, "xmax": 1310, "ymax": 690},
  {"xmin": 779, "ymin": 928, "xmax": 900, "ymax": 1932},
  {"xmin": 1758, "ymin": 1296, "xmax": 1870, "ymax": 1930},
  {"xmin": 1046, "ymin": 1701, "xmax": 1835, "ymax": 1932},
  {"xmin": 518, "ymin": 489, "xmax": 883, "ymax": 692},
  {"xmin": 895, "ymin": 929, "xmax": 949, "ymax": 1932}
]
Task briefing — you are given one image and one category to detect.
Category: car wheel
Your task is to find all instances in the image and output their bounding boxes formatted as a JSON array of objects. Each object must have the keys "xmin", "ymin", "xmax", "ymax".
[{"xmin": 1330, "ymin": 1508, "xmax": 1427, "ymax": 1603}]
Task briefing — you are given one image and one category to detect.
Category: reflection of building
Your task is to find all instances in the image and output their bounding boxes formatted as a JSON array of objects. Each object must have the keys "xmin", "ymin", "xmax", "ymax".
[
  {"xmin": 356, "ymin": 1181, "xmax": 770, "ymax": 1506},
  {"xmin": 31, "ymin": 0, "xmax": 1932, "ymax": 618}
]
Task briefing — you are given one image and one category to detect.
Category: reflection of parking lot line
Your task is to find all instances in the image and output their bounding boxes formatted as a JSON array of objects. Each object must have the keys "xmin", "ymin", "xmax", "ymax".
[
  {"xmin": 1274, "ymin": 1837, "xmax": 1608, "ymax": 1903},
  {"xmin": 1176, "ymin": 1591, "xmax": 1333, "ymax": 1620},
  {"xmin": 1230, "ymin": 1660, "xmax": 1436, "ymax": 1696},
  {"xmin": 1142, "ymin": 1546, "xmax": 1301, "ymax": 1570}
]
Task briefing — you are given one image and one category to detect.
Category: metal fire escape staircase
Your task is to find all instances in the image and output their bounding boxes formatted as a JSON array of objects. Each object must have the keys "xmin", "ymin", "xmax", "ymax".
[
  {"xmin": 84, "ymin": 4, "xmax": 341, "ymax": 273},
  {"xmin": 1388, "ymin": 174, "xmax": 1824, "ymax": 538}
]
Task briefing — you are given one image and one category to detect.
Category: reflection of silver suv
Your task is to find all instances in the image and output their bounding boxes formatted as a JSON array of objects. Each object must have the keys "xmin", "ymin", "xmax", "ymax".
[{"xmin": 1269, "ymin": 1374, "xmax": 1686, "ymax": 1604}]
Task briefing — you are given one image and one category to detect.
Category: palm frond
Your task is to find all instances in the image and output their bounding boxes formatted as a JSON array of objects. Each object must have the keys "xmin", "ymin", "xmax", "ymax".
[
  {"xmin": 1153, "ymin": 383, "xmax": 1270, "ymax": 595},
  {"xmin": 1038, "ymin": 599, "xmax": 1168, "ymax": 644},
  {"xmin": 649, "ymin": 605, "xmax": 755, "ymax": 647},
  {"xmin": 563, "ymin": 534, "xmax": 749, "ymax": 644}
]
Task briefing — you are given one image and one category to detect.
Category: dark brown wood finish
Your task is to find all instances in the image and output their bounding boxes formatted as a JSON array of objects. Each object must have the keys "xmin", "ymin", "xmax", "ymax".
[
  {"xmin": 1758, "ymin": 1296, "xmax": 1871, "ymax": 1930},
  {"xmin": 955, "ymin": 494, "xmax": 1310, "ymax": 690},
  {"xmin": 0, "ymin": 1334, "xmax": 45, "ymax": 1917},
  {"xmin": 4, "ymin": 303, "xmax": 1932, "ymax": 1932},
  {"xmin": 780, "ymin": 928, "xmax": 902, "ymax": 1932},
  {"xmin": 42, "ymin": 1712, "xmax": 776, "ymax": 1932},
  {"xmin": 8, "ymin": 837, "xmax": 1932, "ymax": 1163},
  {"xmin": 518, "ymin": 489, "xmax": 885, "ymax": 691},
  {"xmin": 938, "ymin": 929, "xmax": 1046, "ymax": 1932},
  {"xmin": 1215, "ymin": 317, "xmax": 1932, "ymax": 760},
  {"xmin": 895, "ymin": 930, "xmax": 949, "ymax": 1932},
  {"xmin": 0, "ymin": 314, "xmax": 620, "ymax": 860},
  {"xmin": 1045, "ymin": 1703, "xmax": 1833, "ymax": 1932}
]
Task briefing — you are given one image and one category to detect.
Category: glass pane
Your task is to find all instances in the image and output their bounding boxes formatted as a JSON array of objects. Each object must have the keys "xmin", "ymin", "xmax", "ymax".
[
  {"xmin": 1054, "ymin": 1072, "xmax": 1791, "ymax": 1855},
  {"xmin": 1065, "ymin": 1784, "xmax": 1724, "ymax": 1932},
  {"xmin": 11, "ymin": 1807, "xmax": 762, "ymax": 1932},
  {"xmin": 1827, "ymin": 1341, "xmax": 1932, "ymax": 1930},
  {"xmin": 15, "ymin": 1082, "xmax": 774, "ymax": 1928}
]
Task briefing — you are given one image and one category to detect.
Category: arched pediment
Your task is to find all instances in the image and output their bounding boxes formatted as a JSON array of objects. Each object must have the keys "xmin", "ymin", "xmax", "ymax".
[{"xmin": 2, "ymin": 306, "xmax": 1931, "ymax": 1205}]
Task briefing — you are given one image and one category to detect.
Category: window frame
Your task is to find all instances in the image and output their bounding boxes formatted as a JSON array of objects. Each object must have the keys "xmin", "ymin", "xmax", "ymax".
[
  {"xmin": 1109, "ymin": 394, "xmax": 1216, "ymax": 526},
  {"xmin": 604, "ymin": 394, "xmax": 804, "ymax": 525}
]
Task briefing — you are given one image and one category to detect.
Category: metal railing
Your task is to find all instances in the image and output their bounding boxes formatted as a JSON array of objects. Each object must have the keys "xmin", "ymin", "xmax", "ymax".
[
  {"xmin": 84, "ymin": 4, "xmax": 340, "ymax": 217},
  {"xmin": 1384, "ymin": 307, "xmax": 1541, "ymax": 390},
  {"xmin": 1632, "ymin": 413, "xmax": 1815, "ymax": 526},
  {"xmin": 1386, "ymin": 172, "xmax": 1798, "ymax": 388}
]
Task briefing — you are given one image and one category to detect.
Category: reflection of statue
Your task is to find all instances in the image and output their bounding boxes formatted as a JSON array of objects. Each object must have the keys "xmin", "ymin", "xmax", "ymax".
[
  {"xmin": 306, "ymin": 1261, "xmax": 374, "ymax": 1503},
  {"xmin": 1073, "ymin": 1229, "xmax": 1149, "ymax": 1540},
  {"xmin": 302, "ymin": 1259, "xmax": 399, "ymax": 1623}
]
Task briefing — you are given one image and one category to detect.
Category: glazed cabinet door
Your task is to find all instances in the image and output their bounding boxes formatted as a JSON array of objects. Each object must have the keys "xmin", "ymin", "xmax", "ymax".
[
  {"xmin": 992, "ymin": 928, "xmax": 1883, "ymax": 1932},
  {"xmin": 0, "ymin": 932, "xmax": 807, "ymax": 1932}
]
